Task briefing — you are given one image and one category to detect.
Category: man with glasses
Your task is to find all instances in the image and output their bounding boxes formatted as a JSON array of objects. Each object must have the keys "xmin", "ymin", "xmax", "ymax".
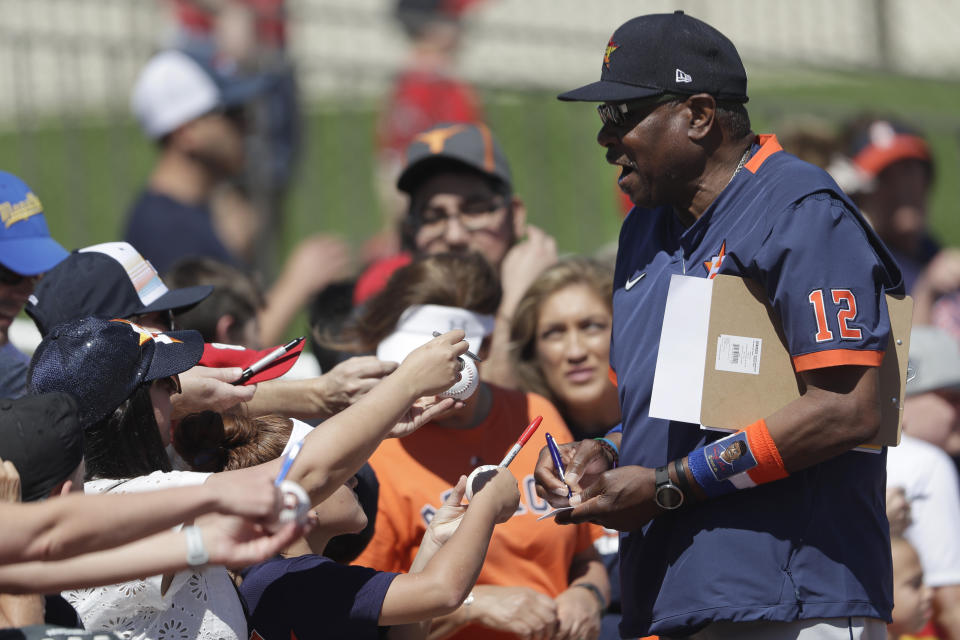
[
  {"xmin": 395, "ymin": 122, "xmax": 558, "ymax": 386},
  {"xmin": 0, "ymin": 171, "xmax": 68, "ymax": 399},
  {"xmin": 534, "ymin": 11, "xmax": 903, "ymax": 639}
]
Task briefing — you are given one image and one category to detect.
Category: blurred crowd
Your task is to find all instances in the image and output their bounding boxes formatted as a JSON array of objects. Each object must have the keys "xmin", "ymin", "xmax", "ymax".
[{"xmin": 1, "ymin": 2, "xmax": 959, "ymax": 640}]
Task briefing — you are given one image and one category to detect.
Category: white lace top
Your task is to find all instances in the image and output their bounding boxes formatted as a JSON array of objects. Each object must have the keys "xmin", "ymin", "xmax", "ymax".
[{"xmin": 63, "ymin": 471, "xmax": 247, "ymax": 640}]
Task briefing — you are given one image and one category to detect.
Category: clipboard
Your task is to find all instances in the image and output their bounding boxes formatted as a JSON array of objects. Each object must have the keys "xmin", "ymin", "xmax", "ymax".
[{"xmin": 650, "ymin": 274, "xmax": 913, "ymax": 450}]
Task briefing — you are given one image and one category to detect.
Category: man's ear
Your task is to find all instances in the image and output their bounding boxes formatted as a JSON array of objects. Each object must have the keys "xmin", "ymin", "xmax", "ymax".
[
  {"xmin": 686, "ymin": 94, "xmax": 717, "ymax": 142},
  {"xmin": 215, "ymin": 314, "xmax": 236, "ymax": 344},
  {"xmin": 510, "ymin": 196, "xmax": 528, "ymax": 240}
]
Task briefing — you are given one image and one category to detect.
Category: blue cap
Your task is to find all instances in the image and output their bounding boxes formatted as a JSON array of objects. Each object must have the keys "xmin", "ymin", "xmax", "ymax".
[{"xmin": 0, "ymin": 171, "xmax": 68, "ymax": 275}]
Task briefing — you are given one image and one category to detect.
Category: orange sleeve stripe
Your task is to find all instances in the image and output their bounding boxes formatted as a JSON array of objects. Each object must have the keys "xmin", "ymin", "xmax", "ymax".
[
  {"xmin": 792, "ymin": 349, "xmax": 885, "ymax": 372},
  {"xmin": 744, "ymin": 419, "xmax": 789, "ymax": 485},
  {"xmin": 744, "ymin": 134, "xmax": 783, "ymax": 174}
]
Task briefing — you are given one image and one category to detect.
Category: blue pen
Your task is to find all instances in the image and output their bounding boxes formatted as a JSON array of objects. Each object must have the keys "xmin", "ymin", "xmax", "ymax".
[
  {"xmin": 545, "ymin": 432, "xmax": 572, "ymax": 498},
  {"xmin": 275, "ymin": 438, "xmax": 303, "ymax": 487}
]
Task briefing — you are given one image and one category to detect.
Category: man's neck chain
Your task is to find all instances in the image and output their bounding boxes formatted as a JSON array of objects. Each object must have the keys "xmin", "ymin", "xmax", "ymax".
[{"xmin": 726, "ymin": 147, "xmax": 752, "ymax": 188}]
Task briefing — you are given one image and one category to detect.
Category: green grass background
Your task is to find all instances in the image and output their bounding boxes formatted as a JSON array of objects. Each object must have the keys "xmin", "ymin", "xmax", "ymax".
[{"xmin": 4, "ymin": 69, "xmax": 959, "ymax": 273}]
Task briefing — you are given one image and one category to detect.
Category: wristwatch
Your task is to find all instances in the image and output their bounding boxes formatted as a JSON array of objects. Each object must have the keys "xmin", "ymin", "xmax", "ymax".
[{"xmin": 654, "ymin": 465, "xmax": 684, "ymax": 510}]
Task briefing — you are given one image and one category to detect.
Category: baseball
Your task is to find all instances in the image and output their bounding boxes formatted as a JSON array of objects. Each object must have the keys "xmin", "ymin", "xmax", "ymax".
[
  {"xmin": 276, "ymin": 479, "xmax": 310, "ymax": 526},
  {"xmin": 439, "ymin": 354, "xmax": 479, "ymax": 401},
  {"xmin": 465, "ymin": 464, "xmax": 499, "ymax": 501}
]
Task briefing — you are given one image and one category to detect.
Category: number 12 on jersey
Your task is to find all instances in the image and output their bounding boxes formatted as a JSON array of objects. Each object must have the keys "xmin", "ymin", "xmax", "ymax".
[{"xmin": 808, "ymin": 288, "xmax": 862, "ymax": 343}]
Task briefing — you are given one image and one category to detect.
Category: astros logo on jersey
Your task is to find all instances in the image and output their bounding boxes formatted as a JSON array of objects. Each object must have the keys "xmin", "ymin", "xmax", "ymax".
[
  {"xmin": 603, "ymin": 38, "xmax": 619, "ymax": 69},
  {"xmin": 703, "ymin": 241, "xmax": 727, "ymax": 279}
]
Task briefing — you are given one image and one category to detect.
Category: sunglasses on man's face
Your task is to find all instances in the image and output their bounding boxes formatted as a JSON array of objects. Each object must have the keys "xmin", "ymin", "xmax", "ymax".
[{"xmin": 596, "ymin": 94, "xmax": 681, "ymax": 128}]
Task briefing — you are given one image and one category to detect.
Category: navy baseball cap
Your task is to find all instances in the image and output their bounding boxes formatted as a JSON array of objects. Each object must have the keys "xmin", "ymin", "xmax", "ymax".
[
  {"xmin": 397, "ymin": 122, "xmax": 513, "ymax": 195},
  {"xmin": 27, "ymin": 242, "xmax": 212, "ymax": 336},
  {"xmin": 0, "ymin": 171, "xmax": 68, "ymax": 276},
  {"xmin": 0, "ymin": 393, "xmax": 82, "ymax": 502},
  {"xmin": 559, "ymin": 11, "xmax": 749, "ymax": 104},
  {"xmin": 28, "ymin": 317, "xmax": 205, "ymax": 428}
]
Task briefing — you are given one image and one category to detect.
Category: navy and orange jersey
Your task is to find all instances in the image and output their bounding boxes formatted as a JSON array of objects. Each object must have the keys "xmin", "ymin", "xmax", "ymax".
[{"xmin": 612, "ymin": 135, "xmax": 899, "ymax": 637}]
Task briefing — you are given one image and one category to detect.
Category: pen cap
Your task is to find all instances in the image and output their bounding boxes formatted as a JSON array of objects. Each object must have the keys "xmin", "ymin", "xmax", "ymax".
[{"xmin": 199, "ymin": 340, "xmax": 305, "ymax": 385}]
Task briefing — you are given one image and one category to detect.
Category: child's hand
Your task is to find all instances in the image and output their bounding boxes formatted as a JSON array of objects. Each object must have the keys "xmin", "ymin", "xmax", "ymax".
[
  {"xmin": 424, "ymin": 476, "xmax": 468, "ymax": 547},
  {"xmin": 473, "ymin": 468, "xmax": 520, "ymax": 523},
  {"xmin": 395, "ymin": 330, "xmax": 469, "ymax": 397}
]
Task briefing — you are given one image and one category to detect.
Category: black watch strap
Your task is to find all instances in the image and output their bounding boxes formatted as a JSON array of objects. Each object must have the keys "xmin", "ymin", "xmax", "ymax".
[{"xmin": 654, "ymin": 464, "xmax": 684, "ymax": 510}]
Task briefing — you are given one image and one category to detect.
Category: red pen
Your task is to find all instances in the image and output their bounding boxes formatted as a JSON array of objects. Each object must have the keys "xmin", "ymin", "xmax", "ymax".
[{"xmin": 498, "ymin": 416, "xmax": 543, "ymax": 467}]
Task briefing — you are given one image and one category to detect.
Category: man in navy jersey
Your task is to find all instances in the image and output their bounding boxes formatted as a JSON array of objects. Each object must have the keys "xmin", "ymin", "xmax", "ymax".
[{"xmin": 534, "ymin": 12, "xmax": 902, "ymax": 640}]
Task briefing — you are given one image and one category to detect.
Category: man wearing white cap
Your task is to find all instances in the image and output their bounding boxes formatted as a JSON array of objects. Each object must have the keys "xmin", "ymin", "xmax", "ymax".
[{"xmin": 125, "ymin": 49, "xmax": 262, "ymax": 274}]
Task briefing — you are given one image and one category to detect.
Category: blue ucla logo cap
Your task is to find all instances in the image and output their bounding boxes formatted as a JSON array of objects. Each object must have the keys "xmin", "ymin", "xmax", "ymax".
[{"xmin": 0, "ymin": 171, "xmax": 68, "ymax": 276}]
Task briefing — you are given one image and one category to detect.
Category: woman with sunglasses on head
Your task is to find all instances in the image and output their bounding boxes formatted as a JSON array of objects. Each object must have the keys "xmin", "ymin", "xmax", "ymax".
[
  {"xmin": 28, "ymin": 316, "xmax": 468, "ymax": 640},
  {"xmin": 508, "ymin": 258, "xmax": 624, "ymax": 639}
]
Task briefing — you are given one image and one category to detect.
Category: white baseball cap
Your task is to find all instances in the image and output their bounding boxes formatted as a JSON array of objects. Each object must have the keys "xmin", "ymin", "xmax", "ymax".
[
  {"xmin": 376, "ymin": 304, "xmax": 494, "ymax": 364},
  {"xmin": 131, "ymin": 50, "xmax": 221, "ymax": 139}
]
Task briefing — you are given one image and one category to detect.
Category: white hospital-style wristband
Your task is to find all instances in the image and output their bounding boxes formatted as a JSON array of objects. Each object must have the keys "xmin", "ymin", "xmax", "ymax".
[{"xmin": 184, "ymin": 525, "xmax": 210, "ymax": 567}]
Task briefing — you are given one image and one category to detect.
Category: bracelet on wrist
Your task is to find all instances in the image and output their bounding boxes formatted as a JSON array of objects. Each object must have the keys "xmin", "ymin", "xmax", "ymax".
[
  {"xmin": 573, "ymin": 582, "xmax": 607, "ymax": 614},
  {"xmin": 672, "ymin": 457, "xmax": 695, "ymax": 502},
  {"xmin": 593, "ymin": 437, "xmax": 619, "ymax": 468},
  {"xmin": 184, "ymin": 525, "xmax": 209, "ymax": 567}
]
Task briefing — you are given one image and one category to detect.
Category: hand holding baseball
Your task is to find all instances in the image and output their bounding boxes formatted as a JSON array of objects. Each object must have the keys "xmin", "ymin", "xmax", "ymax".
[{"xmin": 394, "ymin": 330, "xmax": 469, "ymax": 397}]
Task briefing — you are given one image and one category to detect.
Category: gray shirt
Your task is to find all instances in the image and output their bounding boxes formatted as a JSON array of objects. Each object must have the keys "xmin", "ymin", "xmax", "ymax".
[{"xmin": 0, "ymin": 341, "xmax": 29, "ymax": 399}]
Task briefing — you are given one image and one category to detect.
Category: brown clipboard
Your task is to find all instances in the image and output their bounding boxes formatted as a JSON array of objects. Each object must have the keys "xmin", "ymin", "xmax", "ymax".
[{"xmin": 698, "ymin": 275, "xmax": 912, "ymax": 449}]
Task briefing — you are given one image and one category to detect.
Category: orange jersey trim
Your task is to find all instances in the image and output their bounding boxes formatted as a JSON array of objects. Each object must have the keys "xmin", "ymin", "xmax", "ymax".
[
  {"xmin": 744, "ymin": 134, "xmax": 783, "ymax": 174},
  {"xmin": 792, "ymin": 349, "xmax": 884, "ymax": 372},
  {"xmin": 608, "ymin": 366, "xmax": 618, "ymax": 387}
]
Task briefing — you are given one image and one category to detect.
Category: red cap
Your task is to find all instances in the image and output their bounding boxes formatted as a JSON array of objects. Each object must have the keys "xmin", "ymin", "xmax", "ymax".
[
  {"xmin": 199, "ymin": 340, "xmax": 305, "ymax": 385},
  {"xmin": 354, "ymin": 253, "xmax": 413, "ymax": 306},
  {"xmin": 850, "ymin": 120, "xmax": 931, "ymax": 178}
]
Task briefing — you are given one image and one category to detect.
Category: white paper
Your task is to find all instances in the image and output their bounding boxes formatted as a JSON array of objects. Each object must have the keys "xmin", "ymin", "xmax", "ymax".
[
  {"xmin": 537, "ymin": 506, "xmax": 574, "ymax": 521},
  {"xmin": 714, "ymin": 334, "xmax": 762, "ymax": 374},
  {"xmin": 649, "ymin": 275, "xmax": 713, "ymax": 424}
]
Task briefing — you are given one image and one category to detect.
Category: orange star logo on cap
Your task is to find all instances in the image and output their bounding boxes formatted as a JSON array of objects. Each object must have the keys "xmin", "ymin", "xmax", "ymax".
[{"xmin": 604, "ymin": 38, "xmax": 619, "ymax": 69}]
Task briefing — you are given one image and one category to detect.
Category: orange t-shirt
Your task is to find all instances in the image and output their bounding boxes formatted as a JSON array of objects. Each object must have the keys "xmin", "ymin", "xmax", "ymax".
[{"xmin": 355, "ymin": 385, "xmax": 603, "ymax": 640}]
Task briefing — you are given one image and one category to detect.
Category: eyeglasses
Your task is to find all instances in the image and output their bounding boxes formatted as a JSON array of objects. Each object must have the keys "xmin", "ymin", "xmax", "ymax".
[
  {"xmin": 0, "ymin": 263, "xmax": 39, "ymax": 287},
  {"xmin": 416, "ymin": 197, "xmax": 509, "ymax": 238},
  {"xmin": 596, "ymin": 94, "xmax": 681, "ymax": 128}
]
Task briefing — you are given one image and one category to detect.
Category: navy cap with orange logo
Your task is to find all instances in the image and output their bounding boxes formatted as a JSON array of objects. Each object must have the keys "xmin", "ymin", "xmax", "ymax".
[
  {"xmin": 28, "ymin": 317, "xmax": 204, "ymax": 428},
  {"xmin": 559, "ymin": 11, "xmax": 748, "ymax": 104},
  {"xmin": 397, "ymin": 122, "xmax": 513, "ymax": 195}
]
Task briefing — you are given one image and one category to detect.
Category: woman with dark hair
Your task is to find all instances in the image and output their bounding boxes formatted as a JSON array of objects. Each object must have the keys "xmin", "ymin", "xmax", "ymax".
[
  {"xmin": 28, "ymin": 316, "xmax": 469, "ymax": 640},
  {"xmin": 341, "ymin": 253, "xmax": 610, "ymax": 640},
  {"xmin": 508, "ymin": 258, "xmax": 623, "ymax": 640}
]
